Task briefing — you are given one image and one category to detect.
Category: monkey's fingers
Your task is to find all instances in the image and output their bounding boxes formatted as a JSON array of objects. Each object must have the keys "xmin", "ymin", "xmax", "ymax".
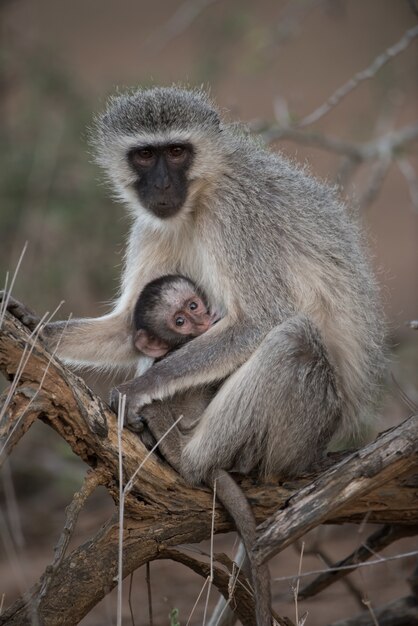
[
  {"xmin": 0, "ymin": 292, "xmax": 41, "ymax": 331},
  {"xmin": 109, "ymin": 387, "xmax": 133, "ymax": 415},
  {"xmin": 125, "ymin": 413, "xmax": 146, "ymax": 433}
]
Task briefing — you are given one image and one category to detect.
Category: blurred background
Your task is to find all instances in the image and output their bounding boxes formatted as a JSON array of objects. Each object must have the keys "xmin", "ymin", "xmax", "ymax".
[{"xmin": 0, "ymin": 1, "xmax": 417, "ymax": 625}]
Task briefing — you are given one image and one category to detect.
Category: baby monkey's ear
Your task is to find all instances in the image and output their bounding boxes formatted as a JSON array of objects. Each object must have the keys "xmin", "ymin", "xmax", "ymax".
[{"xmin": 134, "ymin": 329, "xmax": 170, "ymax": 358}]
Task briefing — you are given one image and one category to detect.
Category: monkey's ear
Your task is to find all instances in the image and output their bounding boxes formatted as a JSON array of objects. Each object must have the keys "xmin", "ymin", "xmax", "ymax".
[{"xmin": 134, "ymin": 330, "xmax": 170, "ymax": 358}]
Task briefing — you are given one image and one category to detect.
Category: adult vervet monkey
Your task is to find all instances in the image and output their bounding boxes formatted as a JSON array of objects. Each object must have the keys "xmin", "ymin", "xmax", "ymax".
[{"xmin": 16, "ymin": 86, "xmax": 384, "ymax": 483}]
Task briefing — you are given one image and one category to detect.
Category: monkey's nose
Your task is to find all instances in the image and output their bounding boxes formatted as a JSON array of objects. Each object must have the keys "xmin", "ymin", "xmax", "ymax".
[{"xmin": 154, "ymin": 177, "xmax": 171, "ymax": 191}]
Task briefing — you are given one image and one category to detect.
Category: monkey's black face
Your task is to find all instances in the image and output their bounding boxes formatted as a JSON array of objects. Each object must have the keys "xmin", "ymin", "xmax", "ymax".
[{"xmin": 128, "ymin": 143, "xmax": 194, "ymax": 219}]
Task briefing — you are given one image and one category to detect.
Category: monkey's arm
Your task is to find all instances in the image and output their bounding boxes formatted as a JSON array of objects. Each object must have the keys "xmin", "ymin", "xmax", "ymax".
[
  {"xmin": 112, "ymin": 318, "xmax": 261, "ymax": 414},
  {"xmin": 42, "ymin": 313, "xmax": 140, "ymax": 369},
  {"xmin": 0, "ymin": 290, "xmax": 140, "ymax": 369}
]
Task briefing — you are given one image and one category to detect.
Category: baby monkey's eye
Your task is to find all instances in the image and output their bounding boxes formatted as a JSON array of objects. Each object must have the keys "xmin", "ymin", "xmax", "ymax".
[
  {"xmin": 175, "ymin": 316, "xmax": 185, "ymax": 326},
  {"xmin": 189, "ymin": 302, "xmax": 198, "ymax": 310}
]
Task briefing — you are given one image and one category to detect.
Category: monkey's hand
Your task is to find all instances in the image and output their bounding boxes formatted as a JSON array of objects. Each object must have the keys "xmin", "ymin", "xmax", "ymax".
[
  {"xmin": 110, "ymin": 377, "xmax": 155, "ymax": 426},
  {"xmin": 0, "ymin": 291, "xmax": 41, "ymax": 331}
]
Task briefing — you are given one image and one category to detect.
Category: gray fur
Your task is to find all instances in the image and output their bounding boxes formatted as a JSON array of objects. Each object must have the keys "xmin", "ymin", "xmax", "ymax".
[
  {"xmin": 40, "ymin": 86, "xmax": 385, "ymax": 626},
  {"xmin": 44, "ymin": 85, "xmax": 385, "ymax": 481}
]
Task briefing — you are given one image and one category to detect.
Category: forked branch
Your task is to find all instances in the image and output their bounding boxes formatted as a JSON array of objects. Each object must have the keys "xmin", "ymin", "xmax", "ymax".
[{"xmin": 1, "ymin": 308, "xmax": 417, "ymax": 625}]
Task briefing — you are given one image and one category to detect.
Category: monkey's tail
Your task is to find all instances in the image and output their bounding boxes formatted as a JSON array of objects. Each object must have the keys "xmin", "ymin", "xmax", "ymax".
[{"xmin": 210, "ymin": 469, "xmax": 272, "ymax": 626}]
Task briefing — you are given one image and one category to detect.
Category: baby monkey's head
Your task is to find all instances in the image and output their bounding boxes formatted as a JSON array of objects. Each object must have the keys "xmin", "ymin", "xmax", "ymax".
[{"xmin": 133, "ymin": 274, "xmax": 219, "ymax": 358}]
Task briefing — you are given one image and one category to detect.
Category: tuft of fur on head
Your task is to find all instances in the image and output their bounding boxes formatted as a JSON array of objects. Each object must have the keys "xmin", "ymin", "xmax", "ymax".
[{"xmin": 95, "ymin": 86, "xmax": 220, "ymax": 138}]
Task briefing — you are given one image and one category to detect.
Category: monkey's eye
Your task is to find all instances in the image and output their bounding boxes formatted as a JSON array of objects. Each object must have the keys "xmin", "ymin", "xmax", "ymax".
[
  {"xmin": 131, "ymin": 148, "xmax": 154, "ymax": 166},
  {"xmin": 189, "ymin": 302, "xmax": 198, "ymax": 310},
  {"xmin": 140, "ymin": 148, "xmax": 153, "ymax": 159},
  {"xmin": 168, "ymin": 145, "xmax": 186, "ymax": 159},
  {"xmin": 175, "ymin": 316, "xmax": 185, "ymax": 326}
]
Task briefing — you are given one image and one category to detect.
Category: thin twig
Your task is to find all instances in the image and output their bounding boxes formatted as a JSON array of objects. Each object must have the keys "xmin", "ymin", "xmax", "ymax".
[
  {"xmin": 128, "ymin": 571, "xmax": 137, "ymax": 626},
  {"xmin": 299, "ymin": 25, "xmax": 418, "ymax": 127},
  {"xmin": 203, "ymin": 480, "xmax": 218, "ymax": 626},
  {"xmin": 262, "ymin": 122, "xmax": 418, "ymax": 162},
  {"xmin": 361, "ymin": 596, "xmax": 379, "ymax": 626},
  {"xmin": 36, "ymin": 470, "xmax": 101, "ymax": 608},
  {"xmin": 397, "ymin": 158, "xmax": 418, "ymax": 211},
  {"xmin": 123, "ymin": 414, "xmax": 183, "ymax": 495},
  {"xmin": 358, "ymin": 154, "xmax": 392, "ymax": 210},
  {"xmin": 0, "ymin": 242, "xmax": 28, "ymax": 328},
  {"xmin": 299, "ymin": 525, "xmax": 418, "ymax": 601},
  {"xmin": 1, "ymin": 460, "xmax": 25, "ymax": 549},
  {"xmin": 292, "ymin": 542, "xmax": 305, "ymax": 626},
  {"xmin": 0, "ymin": 303, "xmax": 66, "ymax": 463},
  {"xmin": 275, "ymin": 548, "xmax": 418, "ymax": 583},
  {"xmin": 0, "ymin": 272, "xmax": 9, "ymax": 323},
  {"xmin": 296, "ymin": 540, "xmax": 364, "ymax": 610},
  {"xmin": 145, "ymin": 563, "xmax": 153, "ymax": 626},
  {"xmin": 391, "ymin": 374, "xmax": 418, "ymax": 413},
  {"xmin": 186, "ymin": 576, "xmax": 210, "ymax": 626},
  {"xmin": 117, "ymin": 393, "xmax": 127, "ymax": 626}
]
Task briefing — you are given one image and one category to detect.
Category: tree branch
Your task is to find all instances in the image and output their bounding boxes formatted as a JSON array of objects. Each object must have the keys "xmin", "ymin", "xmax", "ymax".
[
  {"xmin": 254, "ymin": 414, "xmax": 418, "ymax": 565},
  {"xmin": 299, "ymin": 25, "xmax": 418, "ymax": 127},
  {"xmin": 1, "ymin": 308, "xmax": 417, "ymax": 624},
  {"xmin": 298, "ymin": 524, "xmax": 418, "ymax": 600}
]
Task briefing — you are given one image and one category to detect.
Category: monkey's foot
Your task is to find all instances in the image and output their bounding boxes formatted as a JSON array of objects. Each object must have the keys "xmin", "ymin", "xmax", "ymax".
[
  {"xmin": 136, "ymin": 405, "xmax": 184, "ymax": 474},
  {"xmin": 0, "ymin": 292, "xmax": 41, "ymax": 331},
  {"xmin": 133, "ymin": 415, "xmax": 160, "ymax": 452}
]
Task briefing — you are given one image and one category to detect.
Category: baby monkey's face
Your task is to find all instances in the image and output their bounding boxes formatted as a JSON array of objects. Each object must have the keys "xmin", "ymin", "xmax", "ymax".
[
  {"xmin": 164, "ymin": 284, "xmax": 217, "ymax": 337},
  {"xmin": 134, "ymin": 276, "xmax": 221, "ymax": 359}
]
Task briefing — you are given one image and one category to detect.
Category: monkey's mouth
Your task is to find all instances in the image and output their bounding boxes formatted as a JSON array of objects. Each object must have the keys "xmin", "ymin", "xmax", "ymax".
[{"xmin": 149, "ymin": 201, "xmax": 184, "ymax": 220}]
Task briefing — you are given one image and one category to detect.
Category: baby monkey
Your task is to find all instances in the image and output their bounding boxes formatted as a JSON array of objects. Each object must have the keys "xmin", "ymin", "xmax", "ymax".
[
  {"xmin": 132, "ymin": 274, "xmax": 272, "ymax": 626},
  {"xmin": 133, "ymin": 274, "xmax": 217, "ymax": 358}
]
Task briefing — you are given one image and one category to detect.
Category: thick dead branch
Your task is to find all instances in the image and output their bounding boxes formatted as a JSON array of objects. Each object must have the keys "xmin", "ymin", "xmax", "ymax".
[
  {"xmin": 254, "ymin": 414, "xmax": 418, "ymax": 565},
  {"xmin": 1, "ymin": 309, "xmax": 418, "ymax": 624}
]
